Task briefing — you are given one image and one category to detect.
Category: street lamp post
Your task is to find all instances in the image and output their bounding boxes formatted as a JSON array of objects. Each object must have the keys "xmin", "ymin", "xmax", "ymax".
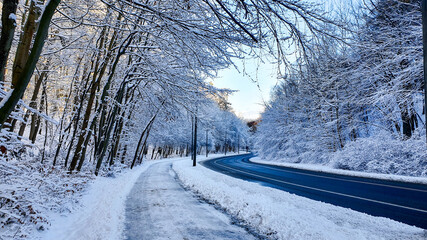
[
  {"xmin": 237, "ymin": 134, "xmax": 240, "ymax": 154},
  {"xmin": 192, "ymin": 114, "xmax": 197, "ymax": 166},
  {"xmin": 206, "ymin": 129, "xmax": 209, "ymax": 157},
  {"xmin": 191, "ymin": 116, "xmax": 194, "ymax": 160},
  {"xmin": 422, "ymin": 0, "xmax": 427, "ymax": 145},
  {"xmin": 224, "ymin": 131, "xmax": 227, "ymax": 155}
]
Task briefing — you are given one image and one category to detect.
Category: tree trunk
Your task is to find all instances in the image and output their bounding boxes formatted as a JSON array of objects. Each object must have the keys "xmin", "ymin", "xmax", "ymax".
[
  {"xmin": 53, "ymin": 56, "xmax": 84, "ymax": 166},
  {"xmin": 7, "ymin": 0, "xmax": 45, "ymax": 131},
  {"xmin": 11, "ymin": 0, "xmax": 44, "ymax": 88},
  {"xmin": 0, "ymin": 0, "xmax": 19, "ymax": 84},
  {"xmin": 400, "ymin": 102, "xmax": 412, "ymax": 140},
  {"xmin": 93, "ymin": 33, "xmax": 134, "ymax": 175},
  {"xmin": 29, "ymin": 78, "xmax": 47, "ymax": 143},
  {"xmin": 40, "ymin": 83, "xmax": 49, "ymax": 163},
  {"xmin": 0, "ymin": 0, "xmax": 61, "ymax": 128},
  {"xmin": 18, "ymin": 69, "xmax": 47, "ymax": 136},
  {"xmin": 63, "ymin": 71, "xmax": 93, "ymax": 169},
  {"xmin": 68, "ymin": 26, "xmax": 115, "ymax": 172},
  {"xmin": 71, "ymin": 20, "xmax": 125, "ymax": 173},
  {"xmin": 68, "ymin": 72, "xmax": 101, "ymax": 172},
  {"xmin": 335, "ymin": 106, "xmax": 344, "ymax": 149},
  {"xmin": 131, "ymin": 113, "xmax": 157, "ymax": 169}
]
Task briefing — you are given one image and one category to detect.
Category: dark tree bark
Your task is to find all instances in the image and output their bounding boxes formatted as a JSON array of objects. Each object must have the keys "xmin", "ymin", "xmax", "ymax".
[
  {"xmin": 68, "ymin": 26, "xmax": 113, "ymax": 172},
  {"xmin": 131, "ymin": 113, "xmax": 158, "ymax": 169},
  {"xmin": 424, "ymin": 0, "xmax": 427, "ymax": 145},
  {"xmin": 91, "ymin": 33, "xmax": 134, "ymax": 175},
  {"xmin": 0, "ymin": 0, "xmax": 19, "ymax": 84},
  {"xmin": 18, "ymin": 67, "xmax": 47, "ymax": 137},
  {"xmin": 29, "ymin": 77, "xmax": 47, "ymax": 143},
  {"xmin": 0, "ymin": 0, "xmax": 61, "ymax": 128},
  {"xmin": 12, "ymin": 0, "xmax": 44, "ymax": 88},
  {"xmin": 400, "ymin": 102, "xmax": 412, "ymax": 139}
]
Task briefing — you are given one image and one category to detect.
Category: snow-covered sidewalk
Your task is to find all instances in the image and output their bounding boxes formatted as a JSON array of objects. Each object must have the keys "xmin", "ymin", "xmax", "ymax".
[
  {"xmin": 173, "ymin": 155, "xmax": 426, "ymax": 240},
  {"xmin": 124, "ymin": 158, "xmax": 256, "ymax": 240},
  {"xmin": 32, "ymin": 162, "xmax": 153, "ymax": 240},
  {"xmin": 33, "ymin": 155, "xmax": 255, "ymax": 240}
]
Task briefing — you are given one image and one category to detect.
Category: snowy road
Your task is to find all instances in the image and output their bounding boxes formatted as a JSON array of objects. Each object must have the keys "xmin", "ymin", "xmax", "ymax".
[
  {"xmin": 202, "ymin": 154, "xmax": 427, "ymax": 229},
  {"xmin": 123, "ymin": 159, "xmax": 257, "ymax": 240}
]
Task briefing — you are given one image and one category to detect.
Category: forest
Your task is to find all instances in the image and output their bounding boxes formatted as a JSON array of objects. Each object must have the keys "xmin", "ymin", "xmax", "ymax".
[
  {"xmin": 0, "ymin": 0, "xmax": 426, "ymax": 239},
  {"xmin": 255, "ymin": 0, "xmax": 427, "ymax": 177},
  {"xmin": 0, "ymin": 0, "xmax": 331, "ymax": 237}
]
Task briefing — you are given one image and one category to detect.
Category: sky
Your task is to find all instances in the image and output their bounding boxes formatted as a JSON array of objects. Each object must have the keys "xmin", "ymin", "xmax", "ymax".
[
  {"xmin": 212, "ymin": 57, "xmax": 280, "ymax": 121},
  {"xmin": 211, "ymin": 0, "xmax": 357, "ymax": 121}
]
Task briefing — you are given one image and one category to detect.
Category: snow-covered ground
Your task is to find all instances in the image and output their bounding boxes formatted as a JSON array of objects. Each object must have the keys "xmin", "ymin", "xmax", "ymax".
[
  {"xmin": 0, "ymin": 160, "xmax": 93, "ymax": 240},
  {"xmin": 124, "ymin": 157, "xmax": 256, "ymax": 240},
  {"xmin": 26, "ymin": 154, "xmax": 240, "ymax": 240},
  {"xmin": 255, "ymin": 133, "xmax": 427, "ymax": 178},
  {"xmin": 173, "ymin": 155, "xmax": 426, "ymax": 240},
  {"xmin": 8, "ymin": 153, "xmax": 425, "ymax": 240},
  {"xmin": 30, "ymin": 162, "xmax": 152, "ymax": 240}
]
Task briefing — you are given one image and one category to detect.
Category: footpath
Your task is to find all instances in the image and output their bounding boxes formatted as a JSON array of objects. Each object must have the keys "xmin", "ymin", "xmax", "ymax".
[{"xmin": 124, "ymin": 159, "xmax": 256, "ymax": 240}]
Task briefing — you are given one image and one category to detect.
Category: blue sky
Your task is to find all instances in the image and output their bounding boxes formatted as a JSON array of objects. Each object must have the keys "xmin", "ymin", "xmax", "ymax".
[
  {"xmin": 212, "ymin": 0, "xmax": 358, "ymax": 121},
  {"xmin": 212, "ymin": 57, "xmax": 279, "ymax": 121}
]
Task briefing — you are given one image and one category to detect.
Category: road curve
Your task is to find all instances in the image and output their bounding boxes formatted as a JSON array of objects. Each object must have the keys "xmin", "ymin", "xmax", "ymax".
[{"xmin": 201, "ymin": 154, "xmax": 427, "ymax": 229}]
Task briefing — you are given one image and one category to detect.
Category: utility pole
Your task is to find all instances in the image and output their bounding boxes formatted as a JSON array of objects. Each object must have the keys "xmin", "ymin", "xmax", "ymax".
[
  {"xmin": 237, "ymin": 134, "xmax": 240, "ymax": 154},
  {"xmin": 190, "ymin": 116, "xmax": 194, "ymax": 161},
  {"xmin": 224, "ymin": 131, "xmax": 227, "ymax": 155},
  {"xmin": 206, "ymin": 129, "xmax": 208, "ymax": 157},
  {"xmin": 422, "ymin": 0, "xmax": 427, "ymax": 146},
  {"xmin": 192, "ymin": 114, "xmax": 197, "ymax": 166}
]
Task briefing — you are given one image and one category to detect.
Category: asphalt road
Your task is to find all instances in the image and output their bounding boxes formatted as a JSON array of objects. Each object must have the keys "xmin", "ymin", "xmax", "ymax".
[{"xmin": 201, "ymin": 154, "xmax": 427, "ymax": 229}]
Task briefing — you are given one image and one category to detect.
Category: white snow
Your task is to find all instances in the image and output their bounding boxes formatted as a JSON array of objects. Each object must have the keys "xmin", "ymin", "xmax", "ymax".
[
  {"xmin": 124, "ymin": 157, "xmax": 256, "ymax": 240},
  {"xmin": 15, "ymin": 153, "xmax": 425, "ymax": 240},
  {"xmin": 250, "ymin": 156, "xmax": 427, "ymax": 185},
  {"xmin": 9, "ymin": 13, "xmax": 17, "ymax": 21},
  {"xmin": 32, "ymin": 163, "xmax": 152, "ymax": 240},
  {"xmin": 173, "ymin": 156, "xmax": 426, "ymax": 240},
  {"xmin": 0, "ymin": 89, "xmax": 13, "ymax": 109}
]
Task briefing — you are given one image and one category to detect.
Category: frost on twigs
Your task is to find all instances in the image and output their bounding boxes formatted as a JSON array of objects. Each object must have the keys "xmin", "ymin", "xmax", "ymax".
[
  {"xmin": 330, "ymin": 131, "xmax": 427, "ymax": 177},
  {"xmin": 0, "ymin": 158, "xmax": 93, "ymax": 239}
]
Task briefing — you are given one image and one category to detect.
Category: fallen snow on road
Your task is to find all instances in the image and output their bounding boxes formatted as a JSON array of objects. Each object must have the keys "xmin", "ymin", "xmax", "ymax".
[
  {"xmin": 32, "ymin": 162, "xmax": 152, "ymax": 240},
  {"xmin": 173, "ymin": 156, "xmax": 425, "ymax": 240}
]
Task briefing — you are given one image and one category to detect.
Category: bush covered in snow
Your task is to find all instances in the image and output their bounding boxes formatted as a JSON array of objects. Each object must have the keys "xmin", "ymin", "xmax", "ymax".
[
  {"xmin": 255, "ymin": 131, "xmax": 427, "ymax": 177},
  {"xmin": 330, "ymin": 134, "xmax": 427, "ymax": 177},
  {"xmin": 0, "ymin": 158, "xmax": 93, "ymax": 239}
]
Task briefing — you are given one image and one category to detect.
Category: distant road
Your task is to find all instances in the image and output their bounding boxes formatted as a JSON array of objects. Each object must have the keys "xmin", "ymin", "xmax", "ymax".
[{"xmin": 201, "ymin": 154, "xmax": 427, "ymax": 229}]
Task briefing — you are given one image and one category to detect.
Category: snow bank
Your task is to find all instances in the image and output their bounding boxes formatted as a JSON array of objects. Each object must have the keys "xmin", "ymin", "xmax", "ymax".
[
  {"xmin": 32, "ymin": 162, "xmax": 152, "ymax": 240},
  {"xmin": 9, "ymin": 13, "xmax": 17, "ymax": 21},
  {"xmin": 329, "ymin": 136, "xmax": 427, "ymax": 177},
  {"xmin": 0, "ymin": 154, "xmax": 230, "ymax": 240},
  {"xmin": 255, "ymin": 133, "xmax": 427, "ymax": 178},
  {"xmin": 173, "ymin": 157, "xmax": 425, "ymax": 240},
  {"xmin": 0, "ymin": 160, "xmax": 92, "ymax": 240}
]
